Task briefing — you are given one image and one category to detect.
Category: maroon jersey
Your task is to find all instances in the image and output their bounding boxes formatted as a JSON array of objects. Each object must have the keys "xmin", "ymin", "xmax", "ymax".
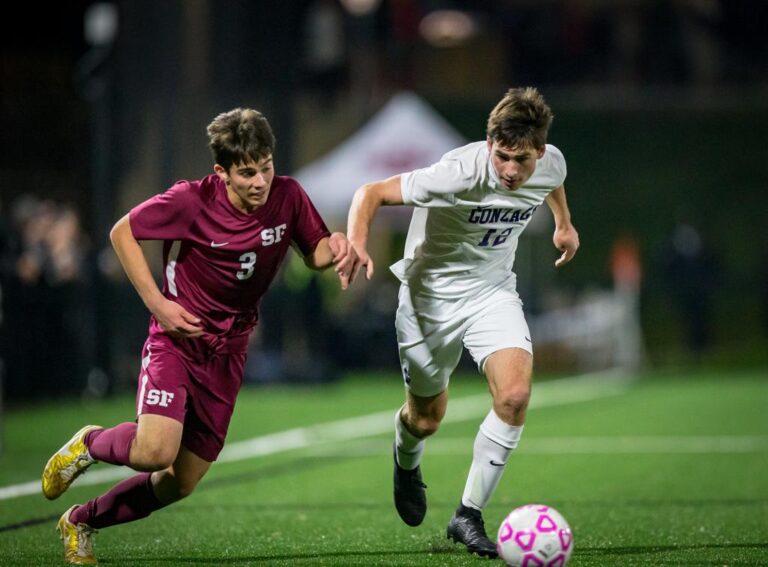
[{"xmin": 129, "ymin": 174, "xmax": 330, "ymax": 353}]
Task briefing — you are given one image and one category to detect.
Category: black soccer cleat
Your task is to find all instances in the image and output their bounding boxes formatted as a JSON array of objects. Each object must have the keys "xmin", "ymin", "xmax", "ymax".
[
  {"xmin": 392, "ymin": 444, "xmax": 427, "ymax": 527},
  {"xmin": 446, "ymin": 503, "xmax": 498, "ymax": 558}
]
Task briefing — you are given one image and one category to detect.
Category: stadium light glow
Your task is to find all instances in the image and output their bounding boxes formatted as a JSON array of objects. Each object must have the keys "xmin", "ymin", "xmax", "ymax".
[
  {"xmin": 339, "ymin": 0, "xmax": 382, "ymax": 17},
  {"xmin": 84, "ymin": 3, "xmax": 118, "ymax": 46},
  {"xmin": 419, "ymin": 10, "xmax": 478, "ymax": 48}
]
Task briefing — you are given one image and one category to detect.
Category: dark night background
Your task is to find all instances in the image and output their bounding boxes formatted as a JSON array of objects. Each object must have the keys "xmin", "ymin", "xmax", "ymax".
[{"xmin": 2, "ymin": 0, "xmax": 767, "ymax": 400}]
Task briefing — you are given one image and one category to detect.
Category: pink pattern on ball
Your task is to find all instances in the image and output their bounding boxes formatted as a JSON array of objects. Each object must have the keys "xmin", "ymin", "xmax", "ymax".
[
  {"xmin": 536, "ymin": 514, "xmax": 557, "ymax": 533},
  {"xmin": 547, "ymin": 554, "xmax": 566, "ymax": 567},
  {"xmin": 499, "ymin": 520, "xmax": 514, "ymax": 543},
  {"xmin": 521, "ymin": 553, "xmax": 545, "ymax": 567},
  {"xmin": 515, "ymin": 530, "xmax": 536, "ymax": 551}
]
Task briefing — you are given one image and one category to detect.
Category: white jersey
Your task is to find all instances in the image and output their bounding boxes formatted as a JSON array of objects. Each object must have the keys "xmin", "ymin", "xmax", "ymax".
[{"xmin": 390, "ymin": 141, "xmax": 567, "ymax": 298}]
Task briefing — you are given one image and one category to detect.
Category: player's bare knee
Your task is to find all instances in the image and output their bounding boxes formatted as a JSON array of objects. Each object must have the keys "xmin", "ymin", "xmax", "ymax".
[
  {"xmin": 495, "ymin": 386, "xmax": 531, "ymax": 419},
  {"xmin": 131, "ymin": 455, "xmax": 174, "ymax": 472},
  {"xmin": 404, "ymin": 392, "xmax": 447, "ymax": 438},
  {"xmin": 407, "ymin": 414, "xmax": 441, "ymax": 438},
  {"xmin": 130, "ymin": 445, "xmax": 178, "ymax": 471}
]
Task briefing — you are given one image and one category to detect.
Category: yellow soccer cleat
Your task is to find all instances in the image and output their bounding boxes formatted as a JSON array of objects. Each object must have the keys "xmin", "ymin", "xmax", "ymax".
[
  {"xmin": 57, "ymin": 505, "xmax": 98, "ymax": 565},
  {"xmin": 42, "ymin": 425, "xmax": 102, "ymax": 500}
]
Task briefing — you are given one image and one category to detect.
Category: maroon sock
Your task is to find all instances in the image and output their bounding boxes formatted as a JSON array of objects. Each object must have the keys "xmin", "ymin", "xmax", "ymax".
[
  {"xmin": 86, "ymin": 423, "xmax": 137, "ymax": 466},
  {"xmin": 70, "ymin": 473, "xmax": 165, "ymax": 529}
]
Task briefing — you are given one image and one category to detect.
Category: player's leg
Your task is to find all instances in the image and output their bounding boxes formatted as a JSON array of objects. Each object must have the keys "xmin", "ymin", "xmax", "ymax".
[
  {"xmin": 43, "ymin": 341, "xmax": 187, "ymax": 500},
  {"xmin": 56, "ymin": 392, "xmax": 231, "ymax": 566},
  {"xmin": 396, "ymin": 389, "xmax": 447, "ymax": 469},
  {"xmin": 447, "ymin": 349, "xmax": 530, "ymax": 558},
  {"xmin": 78, "ymin": 414, "xmax": 184, "ymax": 509},
  {"xmin": 393, "ymin": 285, "xmax": 464, "ymax": 526},
  {"xmin": 50, "ymin": 341, "xmax": 192, "ymax": 564},
  {"xmin": 150, "ymin": 445, "xmax": 212, "ymax": 504},
  {"xmin": 129, "ymin": 413, "xmax": 185, "ymax": 470},
  {"xmin": 395, "ymin": 284, "xmax": 463, "ymax": 462},
  {"xmin": 392, "ymin": 389, "xmax": 447, "ymax": 526},
  {"xmin": 448, "ymin": 288, "xmax": 532, "ymax": 557},
  {"xmin": 43, "ymin": 413, "xmax": 182, "ymax": 501},
  {"xmin": 466, "ymin": 346, "xmax": 531, "ymax": 509},
  {"xmin": 70, "ymin": 441, "xmax": 210, "ymax": 530},
  {"xmin": 82, "ymin": 343, "xmax": 241, "ymax": 517},
  {"xmin": 57, "ymin": 414, "xmax": 184, "ymax": 565},
  {"xmin": 59, "ymin": 444, "xmax": 209, "ymax": 565},
  {"xmin": 79, "ymin": 412, "xmax": 184, "ymax": 472}
]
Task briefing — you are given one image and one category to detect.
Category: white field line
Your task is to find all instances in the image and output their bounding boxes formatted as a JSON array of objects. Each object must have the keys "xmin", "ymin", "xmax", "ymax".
[
  {"xmin": 0, "ymin": 371, "xmax": 627, "ymax": 501},
  {"xmin": 304, "ymin": 435, "xmax": 768, "ymax": 457}
]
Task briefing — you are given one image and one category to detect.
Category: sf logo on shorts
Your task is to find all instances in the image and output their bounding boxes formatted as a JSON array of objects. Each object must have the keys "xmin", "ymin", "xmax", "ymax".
[{"xmin": 145, "ymin": 389, "xmax": 175, "ymax": 407}]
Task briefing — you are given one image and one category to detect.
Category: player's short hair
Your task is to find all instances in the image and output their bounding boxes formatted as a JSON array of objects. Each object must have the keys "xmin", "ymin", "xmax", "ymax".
[
  {"xmin": 206, "ymin": 108, "xmax": 276, "ymax": 171},
  {"xmin": 486, "ymin": 87, "xmax": 553, "ymax": 150}
]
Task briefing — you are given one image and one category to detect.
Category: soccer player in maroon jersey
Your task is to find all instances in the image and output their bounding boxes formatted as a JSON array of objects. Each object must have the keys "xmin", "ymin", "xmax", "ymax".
[{"xmin": 42, "ymin": 108, "xmax": 361, "ymax": 565}]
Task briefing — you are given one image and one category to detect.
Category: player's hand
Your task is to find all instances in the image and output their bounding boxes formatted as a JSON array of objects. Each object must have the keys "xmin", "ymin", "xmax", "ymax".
[
  {"xmin": 350, "ymin": 243, "xmax": 374, "ymax": 282},
  {"xmin": 553, "ymin": 224, "xmax": 579, "ymax": 267},
  {"xmin": 151, "ymin": 298, "xmax": 204, "ymax": 338},
  {"xmin": 328, "ymin": 232, "xmax": 359, "ymax": 290}
]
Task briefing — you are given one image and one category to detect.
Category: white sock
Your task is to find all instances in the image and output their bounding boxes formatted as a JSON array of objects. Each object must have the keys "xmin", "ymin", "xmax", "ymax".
[
  {"xmin": 394, "ymin": 408, "xmax": 425, "ymax": 470},
  {"xmin": 461, "ymin": 410, "xmax": 523, "ymax": 511}
]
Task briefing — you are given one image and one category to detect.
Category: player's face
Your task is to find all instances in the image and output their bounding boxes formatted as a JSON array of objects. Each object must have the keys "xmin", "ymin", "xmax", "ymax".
[
  {"xmin": 487, "ymin": 140, "xmax": 545, "ymax": 191},
  {"xmin": 216, "ymin": 155, "xmax": 275, "ymax": 212}
]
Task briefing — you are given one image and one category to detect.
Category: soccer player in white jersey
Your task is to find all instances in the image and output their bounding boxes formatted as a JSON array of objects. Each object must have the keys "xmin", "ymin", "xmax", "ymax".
[{"xmin": 347, "ymin": 87, "xmax": 579, "ymax": 558}]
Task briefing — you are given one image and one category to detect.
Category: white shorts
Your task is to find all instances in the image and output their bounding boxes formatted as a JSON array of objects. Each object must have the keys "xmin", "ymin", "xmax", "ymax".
[{"xmin": 395, "ymin": 283, "xmax": 532, "ymax": 397}]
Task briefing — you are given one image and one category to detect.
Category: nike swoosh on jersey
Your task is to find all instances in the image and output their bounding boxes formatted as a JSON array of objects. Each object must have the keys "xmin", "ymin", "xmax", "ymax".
[
  {"xmin": 210, "ymin": 241, "xmax": 230, "ymax": 248},
  {"xmin": 489, "ymin": 460, "xmax": 505, "ymax": 467}
]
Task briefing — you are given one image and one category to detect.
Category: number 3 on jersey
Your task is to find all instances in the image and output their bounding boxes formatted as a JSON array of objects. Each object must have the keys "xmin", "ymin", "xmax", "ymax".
[{"xmin": 237, "ymin": 252, "xmax": 257, "ymax": 280}]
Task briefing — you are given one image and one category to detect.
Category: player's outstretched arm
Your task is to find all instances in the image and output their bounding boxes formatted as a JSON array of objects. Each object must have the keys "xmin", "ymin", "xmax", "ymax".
[
  {"xmin": 545, "ymin": 185, "xmax": 580, "ymax": 267},
  {"xmin": 304, "ymin": 233, "xmax": 361, "ymax": 290},
  {"xmin": 347, "ymin": 175, "xmax": 404, "ymax": 281},
  {"xmin": 110, "ymin": 214, "xmax": 204, "ymax": 337}
]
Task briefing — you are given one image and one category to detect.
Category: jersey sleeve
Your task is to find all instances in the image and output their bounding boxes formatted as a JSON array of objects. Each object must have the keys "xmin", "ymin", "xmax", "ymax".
[
  {"xmin": 290, "ymin": 182, "xmax": 331, "ymax": 256},
  {"xmin": 129, "ymin": 181, "xmax": 200, "ymax": 241},
  {"xmin": 401, "ymin": 157, "xmax": 475, "ymax": 208},
  {"xmin": 546, "ymin": 144, "xmax": 568, "ymax": 187}
]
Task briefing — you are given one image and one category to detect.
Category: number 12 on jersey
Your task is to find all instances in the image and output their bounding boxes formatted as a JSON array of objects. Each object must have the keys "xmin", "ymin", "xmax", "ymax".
[{"xmin": 478, "ymin": 227, "xmax": 513, "ymax": 247}]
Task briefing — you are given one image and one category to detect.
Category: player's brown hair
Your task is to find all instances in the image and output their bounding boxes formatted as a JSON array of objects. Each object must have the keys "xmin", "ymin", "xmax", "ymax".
[
  {"xmin": 486, "ymin": 87, "xmax": 553, "ymax": 150},
  {"xmin": 206, "ymin": 108, "xmax": 276, "ymax": 171}
]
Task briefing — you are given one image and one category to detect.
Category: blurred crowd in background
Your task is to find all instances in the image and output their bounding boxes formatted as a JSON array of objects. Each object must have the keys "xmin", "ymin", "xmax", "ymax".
[
  {"xmin": 0, "ymin": 197, "xmax": 93, "ymax": 398},
  {"xmin": 1, "ymin": 0, "xmax": 767, "ymax": 401}
]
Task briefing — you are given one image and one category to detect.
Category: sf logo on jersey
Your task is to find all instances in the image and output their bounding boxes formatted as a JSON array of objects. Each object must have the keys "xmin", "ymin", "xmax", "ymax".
[
  {"xmin": 236, "ymin": 223, "xmax": 287, "ymax": 281},
  {"xmin": 261, "ymin": 224, "xmax": 287, "ymax": 246}
]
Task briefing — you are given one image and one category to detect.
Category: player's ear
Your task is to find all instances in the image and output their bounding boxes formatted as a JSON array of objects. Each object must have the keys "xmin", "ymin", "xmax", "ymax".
[
  {"xmin": 536, "ymin": 146, "xmax": 546, "ymax": 159},
  {"xmin": 213, "ymin": 164, "xmax": 229, "ymax": 184}
]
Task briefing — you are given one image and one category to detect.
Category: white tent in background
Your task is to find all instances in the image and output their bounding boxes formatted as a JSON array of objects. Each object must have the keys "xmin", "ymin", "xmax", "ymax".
[{"xmin": 294, "ymin": 92, "xmax": 466, "ymax": 218}]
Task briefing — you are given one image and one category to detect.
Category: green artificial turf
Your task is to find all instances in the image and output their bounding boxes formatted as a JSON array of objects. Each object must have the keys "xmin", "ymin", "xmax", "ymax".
[{"xmin": 0, "ymin": 369, "xmax": 766, "ymax": 565}]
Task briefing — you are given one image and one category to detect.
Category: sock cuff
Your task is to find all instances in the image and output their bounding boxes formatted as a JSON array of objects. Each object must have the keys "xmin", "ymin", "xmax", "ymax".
[
  {"xmin": 394, "ymin": 407, "xmax": 425, "ymax": 470},
  {"xmin": 479, "ymin": 409, "xmax": 523, "ymax": 449},
  {"xmin": 144, "ymin": 472, "xmax": 163, "ymax": 506},
  {"xmin": 84, "ymin": 428, "xmax": 102, "ymax": 450},
  {"xmin": 394, "ymin": 408, "xmax": 423, "ymax": 446}
]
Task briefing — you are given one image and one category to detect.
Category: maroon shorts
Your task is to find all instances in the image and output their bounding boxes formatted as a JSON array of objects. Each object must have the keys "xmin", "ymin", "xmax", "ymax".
[{"xmin": 135, "ymin": 336, "xmax": 246, "ymax": 462}]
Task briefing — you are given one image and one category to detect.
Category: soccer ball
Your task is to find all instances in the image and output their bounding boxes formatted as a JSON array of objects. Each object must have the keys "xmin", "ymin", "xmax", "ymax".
[{"xmin": 496, "ymin": 504, "xmax": 573, "ymax": 567}]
